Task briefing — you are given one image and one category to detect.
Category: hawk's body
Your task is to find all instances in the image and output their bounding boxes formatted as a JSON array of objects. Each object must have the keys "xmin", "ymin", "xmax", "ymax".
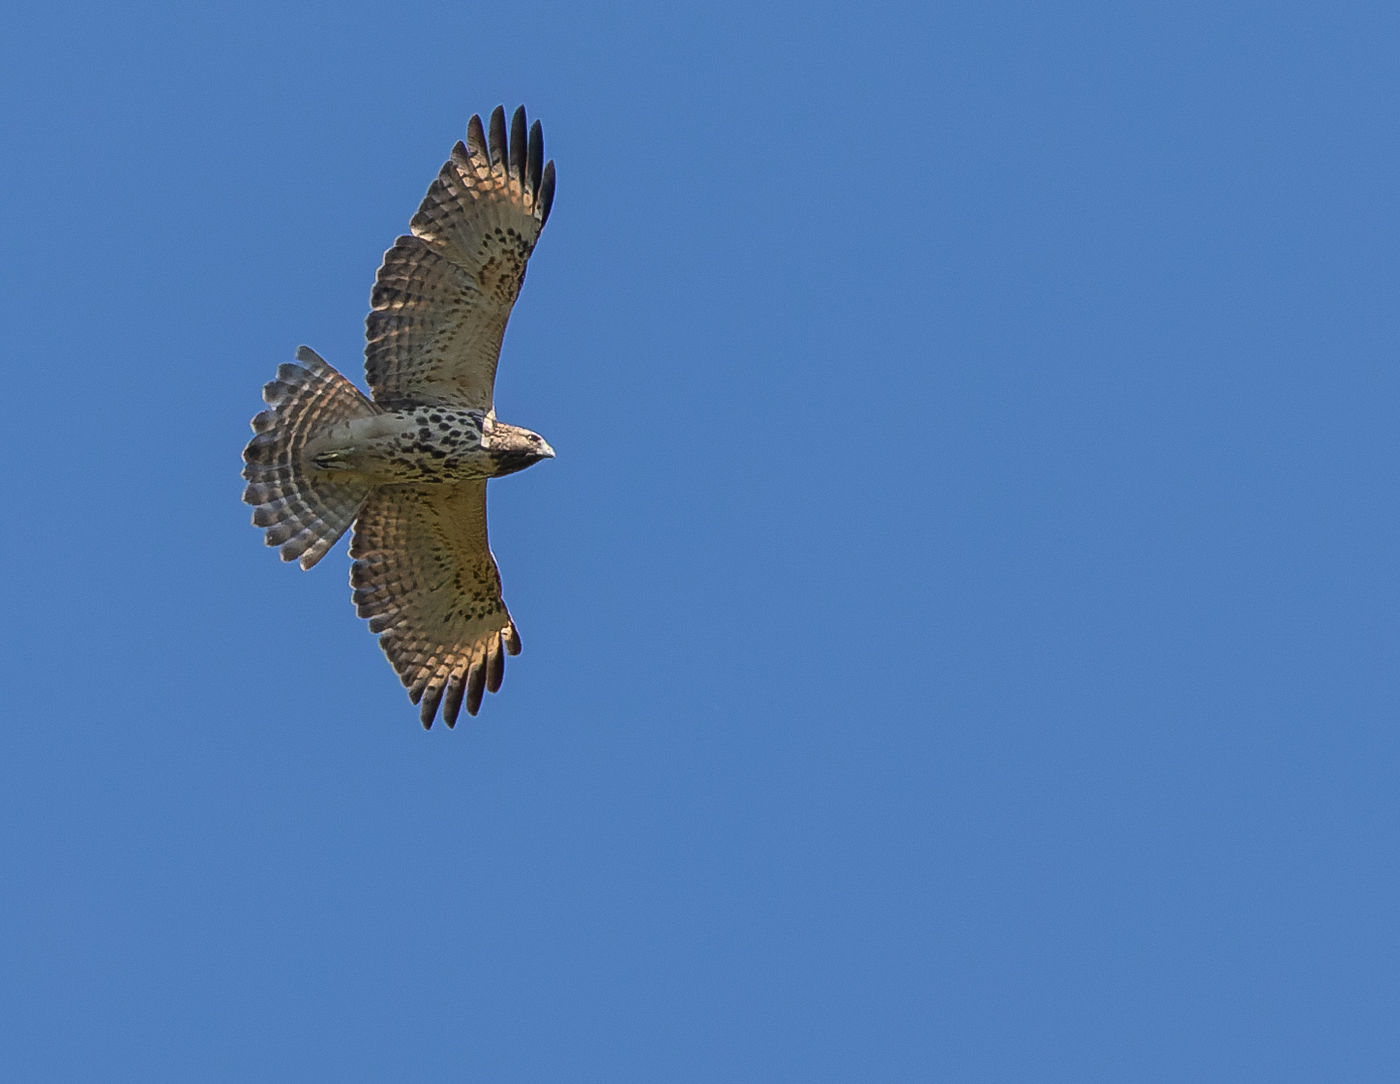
[
  {"xmin": 304, "ymin": 405, "xmax": 547, "ymax": 484},
  {"xmin": 242, "ymin": 106, "xmax": 557, "ymax": 728}
]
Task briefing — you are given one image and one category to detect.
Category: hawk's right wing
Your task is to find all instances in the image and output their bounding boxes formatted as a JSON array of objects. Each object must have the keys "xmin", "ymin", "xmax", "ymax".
[
  {"xmin": 364, "ymin": 106, "xmax": 556, "ymax": 413},
  {"xmin": 350, "ymin": 481, "xmax": 522, "ymax": 728}
]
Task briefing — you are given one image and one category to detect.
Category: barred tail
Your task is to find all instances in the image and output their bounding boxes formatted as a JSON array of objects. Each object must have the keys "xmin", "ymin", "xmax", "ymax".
[{"xmin": 242, "ymin": 346, "xmax": 378, "ymax": 570}]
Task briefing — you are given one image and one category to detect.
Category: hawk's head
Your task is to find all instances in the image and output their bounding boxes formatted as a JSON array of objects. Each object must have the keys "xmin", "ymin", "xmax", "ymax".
[{"xmin": 485, "ymin": 420, "xmax": 555, "ymax": 477}]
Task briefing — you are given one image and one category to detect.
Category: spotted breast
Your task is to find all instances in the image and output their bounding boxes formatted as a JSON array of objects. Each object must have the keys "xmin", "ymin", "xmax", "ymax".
[{"xmin": 303, "ymin": 407, "xmax": 492, "ymax": 483}]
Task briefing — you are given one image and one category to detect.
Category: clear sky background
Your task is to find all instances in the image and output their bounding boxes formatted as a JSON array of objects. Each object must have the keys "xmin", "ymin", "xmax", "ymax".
[{"xmin": 3, "ymin": 2, "xmax": 1398, "ymax": 1080}]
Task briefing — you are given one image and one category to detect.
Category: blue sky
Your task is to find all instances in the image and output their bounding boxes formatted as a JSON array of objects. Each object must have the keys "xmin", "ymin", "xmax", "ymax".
[{"xmin": 4, "ymin": 1, "xmax": 1399, "ymax": 1079}]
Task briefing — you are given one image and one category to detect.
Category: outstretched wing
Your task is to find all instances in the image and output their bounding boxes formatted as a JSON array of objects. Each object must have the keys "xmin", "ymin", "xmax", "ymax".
[
  {"xmin": 365, "ymin": 105, "xmax": 556, "ymax": 411},
  {"xmin": 349, "ymin": 481, "xmax": 522, "ymax": 728}
]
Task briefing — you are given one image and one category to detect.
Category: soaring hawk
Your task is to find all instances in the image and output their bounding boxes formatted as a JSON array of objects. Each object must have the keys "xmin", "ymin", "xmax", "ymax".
[{"xmin": 242, "ymin": 106, "xmax": 557, "ymax": 728}]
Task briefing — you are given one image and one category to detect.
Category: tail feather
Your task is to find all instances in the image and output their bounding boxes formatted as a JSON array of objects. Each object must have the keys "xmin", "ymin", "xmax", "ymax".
[{"xmin": 242, "ymin": 346, "xmax": 378, "ymax": 570}]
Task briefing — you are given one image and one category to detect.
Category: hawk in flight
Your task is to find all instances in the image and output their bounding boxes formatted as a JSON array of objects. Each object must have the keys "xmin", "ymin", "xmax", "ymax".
[{"xmin": 242, "ymin": 106, "xmax": 557, "ymax": 728}]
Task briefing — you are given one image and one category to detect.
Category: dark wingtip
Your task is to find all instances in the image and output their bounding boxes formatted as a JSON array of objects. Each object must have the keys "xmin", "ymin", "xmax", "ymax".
[
  {"xmin": 509, "ymin": 106, "xmax": 527, "ymax": 183},
  {"xmin": 441, "ymin": 674, "xmax": 465, "ymax": 730},
  {"xmin": 466, "ymin": 663, "xmax": 487, "ymax": 716},
  {"xmin": 527, "ymin": 119, "xmax": 544, "ymax": 202},
  {"xmin": 419, "ymin": 683, "xmax": 443, "ymax": 728},
  {"xmin": 488, "ymin": 106, "xmax": 507, "ymax": 168},
  {"xmin": 486, "ymin": 643, "xmax": 505, "ymax": 694},
  {"xmin": 465, "ymin": 114, "xmax": 487, "ymax": 160},
  {"xmin": 538, "ymin": 160, "xmax": 556, "ymax": 226}
]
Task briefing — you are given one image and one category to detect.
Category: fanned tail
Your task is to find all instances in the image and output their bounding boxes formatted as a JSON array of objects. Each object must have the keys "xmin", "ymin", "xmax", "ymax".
[{"xmin": 242, "ymin": 346, "xmax": 378, "ymax": 570}]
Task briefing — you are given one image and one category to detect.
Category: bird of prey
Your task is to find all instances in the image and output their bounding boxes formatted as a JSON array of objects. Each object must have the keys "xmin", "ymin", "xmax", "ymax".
[{"xmin": 242, "ymin": 106, "xmax": 557, "ymax": 728}]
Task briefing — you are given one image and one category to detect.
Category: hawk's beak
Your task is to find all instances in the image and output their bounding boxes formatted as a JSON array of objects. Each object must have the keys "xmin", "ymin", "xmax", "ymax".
[{"xmin": 539, "ymin": 439, "xmax": 556, "ymax": 459}]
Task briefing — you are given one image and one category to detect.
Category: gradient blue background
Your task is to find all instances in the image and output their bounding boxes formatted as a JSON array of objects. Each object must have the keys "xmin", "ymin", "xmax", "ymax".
[{"xmin": 4, "ymin": 2, "xmax": 1398, "ymax": 1079}]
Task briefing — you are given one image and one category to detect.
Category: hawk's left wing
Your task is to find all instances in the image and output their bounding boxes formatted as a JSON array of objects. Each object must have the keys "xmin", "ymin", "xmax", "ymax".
[
  {"xmin": 364, "ymin": 105, "xmax": 556, "ymax": 412},
  {"xmin": 350, "ymin": 481, "xmax": 522, "ymax": 728}
]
